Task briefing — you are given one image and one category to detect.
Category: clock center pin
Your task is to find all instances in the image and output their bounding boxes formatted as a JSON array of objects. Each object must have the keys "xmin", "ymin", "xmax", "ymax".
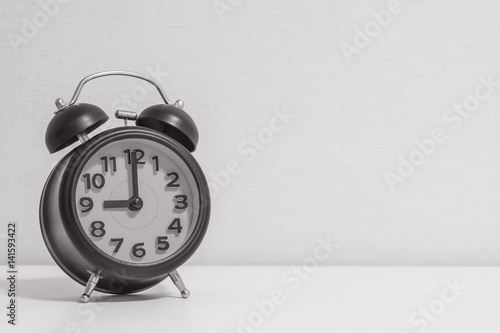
[{"xmin": 129, "ymin": 197, "xmax": 143, "ymax": 211}]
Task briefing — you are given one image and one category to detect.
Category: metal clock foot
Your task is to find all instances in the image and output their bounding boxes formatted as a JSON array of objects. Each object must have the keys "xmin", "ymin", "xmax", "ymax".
[
  {"xmin": 80, "ymin": 272, "xmax": 101, "ymax": 303},
  {"xmin": 168, "ymin": 270, "xmax": 190, "ymax": 298}
]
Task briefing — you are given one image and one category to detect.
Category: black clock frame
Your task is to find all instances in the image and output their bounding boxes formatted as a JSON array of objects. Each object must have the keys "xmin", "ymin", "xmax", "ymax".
[{"xmin": 40, "ymin": 126, "xmax": 210, "ymax": 294}]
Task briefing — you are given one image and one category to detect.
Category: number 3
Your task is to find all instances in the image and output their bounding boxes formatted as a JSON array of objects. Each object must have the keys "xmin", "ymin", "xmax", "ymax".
[{"xmin": 174, "ymin": 195, "xmax": 188, "ymax": 209}]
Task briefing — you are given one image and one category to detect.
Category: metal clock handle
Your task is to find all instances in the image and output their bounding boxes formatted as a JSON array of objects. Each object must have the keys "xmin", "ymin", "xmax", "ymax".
[{"xmin": 66, "ymin": 70, "xmax": 172, "ymax": 108}]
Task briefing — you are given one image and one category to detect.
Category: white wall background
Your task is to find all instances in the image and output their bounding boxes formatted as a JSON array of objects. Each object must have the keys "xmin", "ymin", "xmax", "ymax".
[{"xmin": 1, "ymin": 0, "xmax": 500, "ymax": 266}]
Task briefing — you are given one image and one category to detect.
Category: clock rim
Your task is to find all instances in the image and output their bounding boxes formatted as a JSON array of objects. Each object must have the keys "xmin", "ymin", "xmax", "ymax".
[{"xmin": 59, "ymin": 126, "xmax": 210, "ymax": 280}]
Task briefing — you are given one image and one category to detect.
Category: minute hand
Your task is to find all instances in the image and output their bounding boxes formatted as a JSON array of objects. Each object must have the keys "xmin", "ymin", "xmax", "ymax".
[{"xmin": 131, "ymin": 150, "xmax": 140, "ymax": 198}]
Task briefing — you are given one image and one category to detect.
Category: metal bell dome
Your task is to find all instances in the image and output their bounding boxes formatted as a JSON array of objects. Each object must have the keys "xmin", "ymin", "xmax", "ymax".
[
  {"xmin": 45, "ymin": 102, "xmax": 109, "ymax": 153},
  {"xmin": 136, "ymin": 104, "xmax": 199, "ymax": 152}
]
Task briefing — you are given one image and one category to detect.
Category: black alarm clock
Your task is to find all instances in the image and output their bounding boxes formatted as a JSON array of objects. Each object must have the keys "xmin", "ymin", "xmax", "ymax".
[{"xmin": 39, "ymin": 71, "xmax": 210, "ymax": 303}]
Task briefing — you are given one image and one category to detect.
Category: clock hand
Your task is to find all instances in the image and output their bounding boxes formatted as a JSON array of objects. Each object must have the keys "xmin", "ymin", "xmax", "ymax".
[
  {"xmin": 103, "ymin": 198, "xmax": 143, "ymax": 210},
  {"xmin": 103, "ymin": 200, "xmax": 129, "ymax": 209},
  {"xmin": 103, "ymin": 150, "xmax": 144, "ymax": 211},
  {"xmin": 131, "ymin": 150, "xmax": 139, "ymax": 199}
]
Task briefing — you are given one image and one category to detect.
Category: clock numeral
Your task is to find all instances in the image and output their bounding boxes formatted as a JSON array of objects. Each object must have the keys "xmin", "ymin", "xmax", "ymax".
[
  {"xmin": 124, "ymin": 149, "xmax": 145, "ymax": 165},
  {"xmin": 166, "ymin": 172, "xmax": 180, "ymax": 188},
  {"xmin": 156, "ymin": 236, "xmax": 169, "ymax": 251},
  {"xmin": 82, "ymin": 173, "xmax": 105, "ymax": 190},
  {"xmin": 79, "ymin": 197, "xmax": 94, "ymax": 213},
  {"xmin": 168, "ymin": 218, "xmax": 183, "ymax": 233},
  {"xmin": 90, "ymin": 221, "xmax": 106, "ymax": 237},
  {"xmin": 132, "ymin": 242, "xmax": 146, "ymax": 258},
  {"xmin": 152, "ymin": 156, "xmax": 159, "ymax": 172},
  {"xmin": 100, "ymin": 156, "xmax": 117, "ymax": 172},
  {"xmin": 109, "ymin": 238, "xmax": 124, "ymax": 254},
  {"xmin": 174, "ymin": 195, "xmax": 188, "ymax": 210}
]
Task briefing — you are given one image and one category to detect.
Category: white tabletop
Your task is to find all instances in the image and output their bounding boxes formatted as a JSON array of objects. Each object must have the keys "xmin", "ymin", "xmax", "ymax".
[{"xmin": 0, "ymin": 265, "xmax": 499, "ymax": 332}]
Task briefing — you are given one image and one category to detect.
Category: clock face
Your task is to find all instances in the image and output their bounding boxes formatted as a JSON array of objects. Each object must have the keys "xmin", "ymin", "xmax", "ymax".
[{"xmin": 73, "ymin": 137, "xmax": 200, "ymax": 265}]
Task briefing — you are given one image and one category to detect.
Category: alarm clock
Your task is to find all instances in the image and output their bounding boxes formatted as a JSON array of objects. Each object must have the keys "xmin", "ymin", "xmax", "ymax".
[{"xmin": 39, "ymin": 71, "xmax": 210, "ymax": 303}]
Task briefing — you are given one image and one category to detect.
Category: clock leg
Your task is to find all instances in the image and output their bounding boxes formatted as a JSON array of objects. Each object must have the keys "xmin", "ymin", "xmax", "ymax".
[
  {"xmin": 80, "ymin": 272, "xmax": 101, "ymax": 303},
  {"xmin": 168, "ymin": 270, "xmax": 190, "ymax": 298}
]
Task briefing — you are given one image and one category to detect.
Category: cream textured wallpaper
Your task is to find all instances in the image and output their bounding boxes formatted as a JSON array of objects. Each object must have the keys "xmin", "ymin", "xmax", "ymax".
[{"xmin": 1, "ymin": 0, "xmax": 500, "ymax": 265}]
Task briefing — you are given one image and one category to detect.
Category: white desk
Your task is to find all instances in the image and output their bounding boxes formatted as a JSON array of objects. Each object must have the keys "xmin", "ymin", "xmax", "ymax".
[{"xmin": 0, "ymin": 265, "xmax": 499, "ymax": 332}]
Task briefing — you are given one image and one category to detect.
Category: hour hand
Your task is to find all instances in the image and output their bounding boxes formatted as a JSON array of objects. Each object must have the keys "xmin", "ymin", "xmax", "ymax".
[{"xmin": 103, "ymin": 200, "xmax": 129, "ymax": 209}]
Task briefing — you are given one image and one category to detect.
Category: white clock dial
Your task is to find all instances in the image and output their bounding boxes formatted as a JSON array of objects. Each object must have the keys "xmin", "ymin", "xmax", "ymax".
[{"xmin": 74, "ymin": 138, "xmax": 200, "ymax": 264}]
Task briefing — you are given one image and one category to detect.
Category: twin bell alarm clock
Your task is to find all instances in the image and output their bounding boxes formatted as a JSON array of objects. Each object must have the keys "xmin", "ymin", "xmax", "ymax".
[{"xmin": 39, "ymin": 71, "xmax": 210, "ymax": 302}]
